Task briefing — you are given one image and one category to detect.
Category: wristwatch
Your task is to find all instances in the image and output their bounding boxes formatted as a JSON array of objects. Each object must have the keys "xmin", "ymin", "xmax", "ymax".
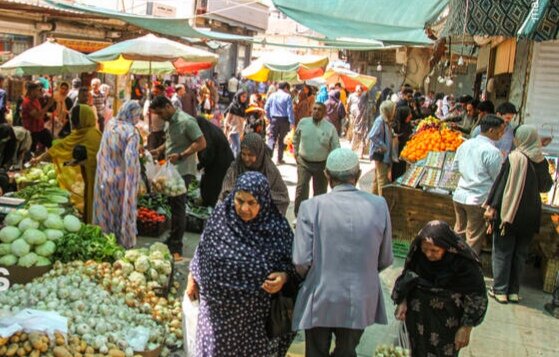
[{"xmin": 178, "ymin": 152, "xmax": 184, "ymax": 160}]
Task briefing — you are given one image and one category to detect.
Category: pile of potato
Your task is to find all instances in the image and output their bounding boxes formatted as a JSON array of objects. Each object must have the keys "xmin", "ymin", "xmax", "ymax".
[{"xmin": 0, "ymin": 331, "xmax": 144, "ymax": 357}]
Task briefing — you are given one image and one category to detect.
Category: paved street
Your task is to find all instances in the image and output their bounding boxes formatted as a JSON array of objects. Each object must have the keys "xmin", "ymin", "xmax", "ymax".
[{"xmin": 139, "ymin": 140, "xmax": 559, "ymax": 357}]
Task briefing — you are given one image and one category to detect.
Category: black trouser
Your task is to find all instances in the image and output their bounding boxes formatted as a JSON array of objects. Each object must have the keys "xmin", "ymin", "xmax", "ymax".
[
  {"xmin": 294, "ymin": 158, "xmax": 328, "ymax": 217},
  {"xmin": 31, "ymin": 129, "xmax": 53, "ymax": 152},
  {"xmin": 166, "ymin": 174, "xmax": 195, "ymax": 255},
  {"xmin": 305, "ymin": 327, "xmax": 364, "ymax": 357},
  {"xmin": 267, "ymin": 116, "xmax": 290, "ymax": 162}
]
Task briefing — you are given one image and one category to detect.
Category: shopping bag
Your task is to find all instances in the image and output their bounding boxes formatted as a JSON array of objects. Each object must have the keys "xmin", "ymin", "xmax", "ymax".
[
  {"xmin": 182, "ymin": 295, "xmax": 199, "ymax": 357},
  {"xmin": 151, "ymin": 162, "xmax": 187, "ymax": 197},
  {"xmin": 373, "ymin": 320, "xmax": 411, "ymax": 356}
]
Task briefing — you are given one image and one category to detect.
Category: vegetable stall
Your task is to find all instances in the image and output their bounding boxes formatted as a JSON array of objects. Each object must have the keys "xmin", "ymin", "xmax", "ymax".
[{"xmin": 0, "ymin": 164, "xmax": 185, "ymax": 356}]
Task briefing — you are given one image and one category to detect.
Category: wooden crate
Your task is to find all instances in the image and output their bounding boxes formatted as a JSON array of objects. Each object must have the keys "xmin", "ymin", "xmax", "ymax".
[
  {"xmin": 542, "ymin": 257, "xmax": 559, "ymax": 293},
  {"xmin": 383, "ymin": 185, "xmax": 456, "ymax": 242}
]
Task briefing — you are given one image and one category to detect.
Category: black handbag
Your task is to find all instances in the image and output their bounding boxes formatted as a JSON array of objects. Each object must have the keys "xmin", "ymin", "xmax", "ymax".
[
  {"xmin": 372, "ymin": 151, "xmax": 385, "ymax": 161},
  {"xmin": 265, "ymin": 276, "xmax": 299, "ymax": 338},
  {"xmin": 266, "ymin": 291, "xmax": 294, "ymax": 338}
]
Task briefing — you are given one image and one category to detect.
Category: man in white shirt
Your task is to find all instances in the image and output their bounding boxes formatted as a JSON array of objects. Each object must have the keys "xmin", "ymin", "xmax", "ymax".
[{"xmin": 453, "ymin": 114, "xmax": 505, "ymax": 255}]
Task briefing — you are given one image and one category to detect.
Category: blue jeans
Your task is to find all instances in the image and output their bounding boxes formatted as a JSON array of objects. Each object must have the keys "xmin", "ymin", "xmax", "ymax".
[
  {"xmin": 492, "ymin": 230, "xmax": 533, "ymax": 294},
  {"xmin": 229, "ymin": 133, "xmax": 241, "ymax": 158}
]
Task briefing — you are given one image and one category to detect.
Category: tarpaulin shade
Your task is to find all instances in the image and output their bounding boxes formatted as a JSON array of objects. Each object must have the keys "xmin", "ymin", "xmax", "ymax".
[
  {"xmin": 442, "ymin": 0, "xmax": 559, "ymax": 41},
  {"xmin": 323, "ymin": 67, "xmax": 377, "ymax": 92},
  {"xmin": 242, "ymin": 52, "xmax": 329, "ymax": 83},
  {"xmin": 272, "ymin": 0, "xmax": 448, "ymax": 44},
  {"xmin": 0, "ymin": 40, "xmax": 98, "ymax": 75},
  {"xmin": 45, "ymin": 0, "xmax": 253, "ymax": 41}
]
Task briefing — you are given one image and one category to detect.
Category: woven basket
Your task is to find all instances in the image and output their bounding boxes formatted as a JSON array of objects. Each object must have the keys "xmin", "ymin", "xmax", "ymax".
[{"xmin": 542, "ymin": 257, "xmax": 559, "ymax": 293}]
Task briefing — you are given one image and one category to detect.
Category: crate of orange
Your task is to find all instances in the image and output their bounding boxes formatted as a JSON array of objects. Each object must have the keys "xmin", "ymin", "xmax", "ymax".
[{"xmin": 401, "ymin": 125, "xmax": 464, "ymax": 163}]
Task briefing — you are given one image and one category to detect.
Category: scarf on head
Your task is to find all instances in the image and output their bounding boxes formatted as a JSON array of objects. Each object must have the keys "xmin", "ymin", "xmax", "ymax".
[
  {"xmin": 223, "ymin": 133, "xmax": 289, "ymax": 214},
  {"xmin": 225, "ymin": 90, "xmax": 248, "ymax": 117},
  {"xmin": 192, "ymin": 172, "xmax": 293, "ymax": 301},
  {"xmin": 500, "ymin": 125, "xmax": 545, "ymax": 232},
  {"xmin": 392, "ymin": 220, "xmax": 485, "ymax": 303}
]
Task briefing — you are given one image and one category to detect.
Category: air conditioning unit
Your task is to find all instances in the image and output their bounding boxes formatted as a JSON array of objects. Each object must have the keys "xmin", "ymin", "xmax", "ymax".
[{"xmin": 395, "ymin": 47, "xmax": 407, "ymax": 64}]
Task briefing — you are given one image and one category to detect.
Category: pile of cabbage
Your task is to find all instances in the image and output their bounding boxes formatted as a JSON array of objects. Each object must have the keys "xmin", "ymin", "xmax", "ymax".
[
  {"xmin": 14, "ymin": 163, "xmax": 57, "ymax": 186},
  {"xmin": 0, "ymin": 205, "xmax": 81, "ymax": 267},
  {"xmin": 116, "ymin": 243, "xmax": 173, "ymax": 289}
]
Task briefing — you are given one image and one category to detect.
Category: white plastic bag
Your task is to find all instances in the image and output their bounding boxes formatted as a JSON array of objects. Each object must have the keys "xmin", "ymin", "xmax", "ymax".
[
  {"xmin": 152, "ymin": 163, "xmax": 186, "ymax": 197},
  {"xmin": 182, "ymin": 295, "xmax": 199, "ymax": 357},
  {"xmin": 0, "ymin": 309, "xmax": 68, "ymax": 337}
]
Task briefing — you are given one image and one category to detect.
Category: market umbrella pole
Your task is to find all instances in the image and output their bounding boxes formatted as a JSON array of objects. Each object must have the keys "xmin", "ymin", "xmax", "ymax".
[{"xmin": 148, "ymin": 61, "xmax": 152, "ymax": 132}]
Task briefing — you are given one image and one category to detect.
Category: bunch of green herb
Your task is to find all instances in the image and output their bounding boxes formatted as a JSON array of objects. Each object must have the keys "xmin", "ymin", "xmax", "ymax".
[{"xmin": 53, "ymin": 224, "xmax": 124, "ymax": 263}]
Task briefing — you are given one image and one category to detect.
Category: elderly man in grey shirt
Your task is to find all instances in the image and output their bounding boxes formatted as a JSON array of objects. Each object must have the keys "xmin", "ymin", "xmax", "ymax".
[
  {"xmin": 293, "ymin": 102, "xmax": 340, "ymax": 217},
  {"xmin": 293, "ymin": 148, "xmax": 393, "ymax": 357}
]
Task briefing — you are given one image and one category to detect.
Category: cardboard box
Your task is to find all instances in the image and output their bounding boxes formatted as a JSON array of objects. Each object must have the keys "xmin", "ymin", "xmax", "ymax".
[{"xmin": 1, "ymin": 265, "xmax": 52, "ymax": 286}]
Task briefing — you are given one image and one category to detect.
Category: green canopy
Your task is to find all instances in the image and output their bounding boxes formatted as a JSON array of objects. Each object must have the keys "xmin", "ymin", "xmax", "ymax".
[
  {"xmin": 0, "ymin": 40, "xmax": 98, "ymax": 75},
  {"xmin": 272, "ymin": 0, "xmax": 448, "ymax": 44},
  {"xmin": 45, "ymin": 0, "xmax": 252, "ymax": 41}
]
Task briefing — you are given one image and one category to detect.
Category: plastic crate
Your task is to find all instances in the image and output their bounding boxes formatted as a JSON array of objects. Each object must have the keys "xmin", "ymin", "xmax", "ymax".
[
  {"xmin": 185, "ymin": 213, "xmax": 206, "ymax": 234},
  {"xmin": 137, "ymin": 218, "xmax": 170, "ymax": 237},
  {"xmin": 542, "ymin": 257, "xmax": 559, "ymax": 293},
  {"xmin": 393, "ymin": 240, "xmax": 411, "ymax": 258}
]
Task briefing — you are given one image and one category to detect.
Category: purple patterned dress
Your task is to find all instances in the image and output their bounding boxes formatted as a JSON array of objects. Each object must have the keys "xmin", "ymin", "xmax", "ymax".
[{"xmin": 93, "ymin": 101, "xmax": 142, "ymax": 248}]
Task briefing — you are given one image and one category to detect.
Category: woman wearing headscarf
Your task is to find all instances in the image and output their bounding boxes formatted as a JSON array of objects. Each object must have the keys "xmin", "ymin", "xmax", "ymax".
[
  {"xmin": 303, "ymin": 84, "xmax": 315, "ymax": 111},
  {"xmin": 484, "ymin": 125, "xmax": 553, "ymax": 304},
  {"xmin": 33, "ymin": 105, "xmax": 101, "ymax": 223},
  {"xmin": 224, "ymin": 90, "xmax": 248, "ymax": 157},
  {"xmin": 392, "ymin": 221, "xmax": 488, "ymax": 357},
  {"xmin": 315, "ymin": 85, "xmax": 328, "ymax": 104},
  {"xmin": 369, "ymin": 100, "xmax": 396, "ymax": 196},
  {"xmin": 93, "ymin": 100, "xmax": 142, "ymax": 248},
  {"xmin": 294, "ymin": 88, "xmax": 310, "ymax": 125},
  {"xmin": 391, "ymin": 105, "xmax": 413, "ymax": 181},
  {"xmin": 187, "ymin": 172, "xmax": 296, "ymax": 356},
  {"xmin": 375, "ymin": 87, "xmax": 393, "ymax": 113},
  {"xmin": 324, "ymin": 90, "xmax": 346, "ymax": 136},
  {"xmin": 219, "ymin": 133, "xmax": 289, "ymax": 215},
  {"xmin": 196, "ymin": 116, "xmax": 235, "ymax": 207}
]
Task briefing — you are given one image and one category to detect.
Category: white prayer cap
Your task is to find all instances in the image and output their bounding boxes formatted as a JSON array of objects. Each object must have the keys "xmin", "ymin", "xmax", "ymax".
[{"xmin": 326, "ymin": 148, "xmax": 360, "ymax": 178}]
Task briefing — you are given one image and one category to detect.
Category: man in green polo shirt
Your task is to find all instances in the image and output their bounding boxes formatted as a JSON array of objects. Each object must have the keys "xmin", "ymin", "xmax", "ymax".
[{"xmin": 150, "ymin": 96, "xmax": 206, "ymax": 260}]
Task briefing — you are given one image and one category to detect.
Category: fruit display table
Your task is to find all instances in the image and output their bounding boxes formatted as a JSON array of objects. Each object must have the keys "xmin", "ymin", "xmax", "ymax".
[{"xmin": 383, "ymin": 184, "xmax": 559, "ymax": 248}]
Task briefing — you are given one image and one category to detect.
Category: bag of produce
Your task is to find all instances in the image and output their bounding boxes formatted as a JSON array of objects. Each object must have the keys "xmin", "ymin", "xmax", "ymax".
[
  {"xmin": 182, "ymin": 295, "xmax": 199, "ymax": 357},
  {"xmin": 151, "ymin": 163, "xmax": 187, "ymax": 197}
]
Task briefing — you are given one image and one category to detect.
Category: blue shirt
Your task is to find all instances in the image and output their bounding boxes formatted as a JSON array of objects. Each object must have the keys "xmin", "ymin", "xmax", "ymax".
[
  {"xmin": 265, "ymin": 90, "xmax": 295, "ymax": 125},
  {"xmin": 452, "ymin": 135, "xmax": 503, "ymax": 206},
  {"xmin": 471, "ymin": 122, "xmax": 515, "ymax": 156},
  {"xmin": 368, "ymin": 116, "xmax": 393, "ymax": 164},
  {"xmin": 0, "ymin": 89, "xmax": 6, "ymax": 115}
]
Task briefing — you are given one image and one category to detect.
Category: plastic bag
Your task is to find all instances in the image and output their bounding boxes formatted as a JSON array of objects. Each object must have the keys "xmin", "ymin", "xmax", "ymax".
[
  {"xmin": 373, "ymin": 321, "xmax": 411, "ymax": 357},
  {"xmin": 0, "ymin": 309, "xmax": 68, "ymax": 337},
  {"xmin": 151, "ymin": 163, "xmax": 186, "ymax": 197},
  {"xmin": 182, "ymin": 295, "xmax": 199, "ymax": 357}
]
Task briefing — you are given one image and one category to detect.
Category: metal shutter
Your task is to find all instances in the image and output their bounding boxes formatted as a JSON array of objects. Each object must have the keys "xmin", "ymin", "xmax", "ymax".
[{"xmin": 525, "ymin": 40, "xmax": 559, "ymax": 156}]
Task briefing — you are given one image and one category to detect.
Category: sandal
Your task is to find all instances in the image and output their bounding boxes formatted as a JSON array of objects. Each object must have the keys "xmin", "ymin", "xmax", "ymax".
[
  {"xmin": 508, "ymin": 294, "xmax": 522, "ymax": 303},
  {"xmin": 489, "ymin": 288, "xmax": 508, "ymax": 304}
]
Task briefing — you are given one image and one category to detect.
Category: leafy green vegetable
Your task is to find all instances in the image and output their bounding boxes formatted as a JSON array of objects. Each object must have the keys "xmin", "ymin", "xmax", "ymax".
[
  {"xmin": 22, "ymin": 229, "xmax": 47, "ymax": 245},
  {"xmin": 18, "ymin": 252, "xmax": 38, "ymax": 267},
  {"xmin": 11, "ymin": 238, "xmax": 30, "ymax": 257},
  {"xmin": 0, "ymin": 226, "xmax": 21, "ymax": 243},
  {"xmin": 53, "ymin": 224, "xmax": 124, "ymax": 263},
  {"xmin": 0, "ymin": 254, "xmax": 17, "ymax": 266},
  {"xmin": 138, "ymin": 193, "xmax": 171, "ymax": 218}
]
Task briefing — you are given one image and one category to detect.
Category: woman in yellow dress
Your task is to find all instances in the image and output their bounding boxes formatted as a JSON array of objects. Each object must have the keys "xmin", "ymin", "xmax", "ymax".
[{"xmin": 32, "ymin": 105, "xmax": 101, "ymax": 223}]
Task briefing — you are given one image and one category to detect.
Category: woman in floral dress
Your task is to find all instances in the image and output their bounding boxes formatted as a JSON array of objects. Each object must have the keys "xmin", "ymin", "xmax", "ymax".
[
  {"xmin": 392, "ymin": 221, "xmax": 488, "ymax": 356},
  {"xmin": 187, "ymin": 172, "xmax": 296, "ymax": 357},
  {"xmin": 93, "ymin": 100, "xmax": 142, "ymax": 248}
]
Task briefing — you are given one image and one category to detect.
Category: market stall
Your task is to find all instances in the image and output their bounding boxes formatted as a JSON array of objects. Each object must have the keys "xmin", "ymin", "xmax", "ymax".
[
  {"xmin": 386, "ymin": 118, "xmax": 559, "ymax": 292},
  {"xmin": 0, "ymin": 164, "xmax": 184, "ymax": 356}
]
